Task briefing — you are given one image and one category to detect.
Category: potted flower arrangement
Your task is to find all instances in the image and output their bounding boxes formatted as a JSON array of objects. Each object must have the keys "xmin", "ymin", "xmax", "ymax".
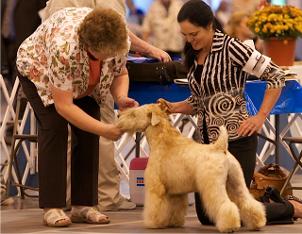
[{"xmin": 247, "ymin": 4, "xmax": 302, "ymax": 66}]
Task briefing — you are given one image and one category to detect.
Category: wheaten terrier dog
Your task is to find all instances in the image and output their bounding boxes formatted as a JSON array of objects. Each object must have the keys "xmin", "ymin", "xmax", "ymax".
[{"xmin": 117, "ymin": 100, "xmax": 266, "ymax": 233}]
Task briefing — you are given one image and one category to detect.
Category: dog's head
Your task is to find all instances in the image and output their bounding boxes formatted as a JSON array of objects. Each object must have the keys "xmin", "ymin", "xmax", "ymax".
[{"xmin": 117, "ymin": 102, "xmax": 169, "ymax": 133}]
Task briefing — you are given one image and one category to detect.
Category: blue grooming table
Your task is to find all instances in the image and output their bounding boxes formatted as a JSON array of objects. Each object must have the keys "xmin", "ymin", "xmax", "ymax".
[
  {"xmin": 129, "ymin": 80, "xmax": 302, "ymax": 115},
  {"xmin": 128, "ymin": 79, "xmax": 302, "ymax": 164},
  {"xmin": 129, "ymin": 82, "xmax": 190, "ymax": 105}
]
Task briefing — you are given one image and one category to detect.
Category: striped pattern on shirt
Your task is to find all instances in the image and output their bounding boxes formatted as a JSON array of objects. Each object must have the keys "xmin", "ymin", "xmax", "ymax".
[{"xmin": 185, "ymin": 30, "xmax": 285, "ymax": 143}]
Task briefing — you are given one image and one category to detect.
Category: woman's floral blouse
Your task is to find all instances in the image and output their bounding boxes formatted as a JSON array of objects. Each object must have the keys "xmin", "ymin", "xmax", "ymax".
[{"xmin": 16, "ymin": 7, "xmax": 129, "ymax": 106}]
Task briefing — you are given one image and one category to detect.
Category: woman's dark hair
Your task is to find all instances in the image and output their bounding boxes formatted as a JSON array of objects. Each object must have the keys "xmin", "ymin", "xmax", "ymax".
[{"xmin": 177, "ymin": 0, "xmax": 223, "ymax": 69}]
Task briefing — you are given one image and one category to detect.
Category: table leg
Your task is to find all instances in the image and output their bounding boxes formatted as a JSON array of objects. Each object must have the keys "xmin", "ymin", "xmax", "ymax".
[
  {"xmin": 275, "ymin": 115, "xmax": 280, "ymax": 164},
  {"xmin": 135, "ymin": 132, "xmax": 142, "ymax": 157}
]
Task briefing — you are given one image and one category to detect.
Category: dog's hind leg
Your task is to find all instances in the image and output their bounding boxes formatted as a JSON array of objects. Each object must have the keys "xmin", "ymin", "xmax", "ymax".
[
  {"xmin": 166, "ymin": 194, "xmax": 188, "ymax": 227},
  {"xmin": 226, "ymin": 153, "xmax": 266, "ymax": 230},
  {"xmin": 196, "ymin": 167, "xmax": 241, "ymax": 233}
]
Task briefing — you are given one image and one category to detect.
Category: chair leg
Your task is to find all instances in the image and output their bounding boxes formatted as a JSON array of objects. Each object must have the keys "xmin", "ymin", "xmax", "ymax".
[
  {"xmin": 6, "ymin": 93, "xmax": 21, "ymax": 198},
  {"xmin": 280, "ymin": 162, "xmax": 299, "ymax": 196},
  {"xmin": 6, "ymin": 138, "xmax": 24, "ymax": 199},
  {"xmin": 6, "ymin": 136, "xmax": 17, "ymax": 198},
  {"xmin": 289, "ymin": 144, "xmax": 302, "ymax": 168},
  {"xmin": 6, "ymin": 95, "xmax": 39, "ymax": 199},
  {"xmin": 10, "ymin": 138, "xmax": 39, "ymax": 199},
  {"xmin": 13, "ymin": 140, "xmax": 26, "ymax": 199},
  {"xmin": 280, "ymin": 142, "xmax": 302, "ymax": 196}
]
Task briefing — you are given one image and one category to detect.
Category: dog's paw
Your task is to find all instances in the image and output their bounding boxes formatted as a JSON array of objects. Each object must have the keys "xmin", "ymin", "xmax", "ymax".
[
  {"xmin": 144, "ymin": 218, "xmax": 168, "ymax": 229},
  {"xmin": 216, "ymin": 202, "xmax": 241, "ymax": 233},
  {"xmin": 245, "ymin": 203, "xmax": 266, "ymax": 230},
  {"xmin": 240, "ymin": 200, "xmax": 266, "ymax": 230},
  {"xmin": 216, "ymin": 220, "xmax": 240, "ymax": 233},
  {"xmin": 167, "ymin": 217, "xmax": 185, "ymax": 228}
]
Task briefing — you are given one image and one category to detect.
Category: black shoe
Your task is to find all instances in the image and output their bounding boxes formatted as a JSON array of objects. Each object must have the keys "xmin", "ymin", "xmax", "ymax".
[{"xmin": 260, "ymin": 187, "xmax": 286, "ymax": 204}]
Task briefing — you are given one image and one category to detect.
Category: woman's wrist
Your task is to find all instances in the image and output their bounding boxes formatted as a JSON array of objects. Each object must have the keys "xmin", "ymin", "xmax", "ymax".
[
  {"xmin": 258, "ymin": 110, "xmax": 269, "ymax": 118},
  {"xmin": 116, "ymin": 95, "xmax": 127, "ymax": 102}
]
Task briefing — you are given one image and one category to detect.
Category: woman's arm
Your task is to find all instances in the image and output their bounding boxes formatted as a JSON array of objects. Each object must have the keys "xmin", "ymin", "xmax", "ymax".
[
  {"xmin": 128, "ymin": 30, "xmax": 171, "ymax": 62},
  {"xmin": 229, "ymin": 39, "xmax": 285, "ymax": 136},
  {"xmin": 158, "ymin": 98, "xmax": 194, "ymax": 115},
  {"xmin": 51, "ymin": 85, "xmax": 123, "ymax": 140},
  {"xmin": 238, "ymin": 88, "xmax": 282, "ymax": 137},
  {"xmin": 110, "ymin": 66, "xmax": 139, "ymax": 110},
  {"xmin": 239, "ymin": 59, "xmax": 285, "ymax": 137},
  {"xmin": 238, "ymin": 63, "xmax": 284, "ymax": 137},
  {"xmin": 170, "ymin": 100, "xmax": 194, "ymax": 115},
  {"xmin": 110, "ymin": 67, "xmax": 129, "ymax": 101},
  {"xmin": 258, "ymin": 88, "xmax": 282, "ymax": 118}
]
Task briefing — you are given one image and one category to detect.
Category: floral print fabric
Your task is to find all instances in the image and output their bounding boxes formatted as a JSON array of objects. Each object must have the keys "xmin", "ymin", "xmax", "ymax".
[{"xmin": 17, "ymin": 7, "xmax": 127, "ymax": 106}]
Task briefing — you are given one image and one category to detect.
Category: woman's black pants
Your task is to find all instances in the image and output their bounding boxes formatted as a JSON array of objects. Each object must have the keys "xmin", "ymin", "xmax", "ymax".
[
  {"xmin": 195, "ymin": 134, "xmax": 294, "ymax": 225},
  {"xmin": 18, "ymin": 74, "xmax": 100, "ymax": 208}
]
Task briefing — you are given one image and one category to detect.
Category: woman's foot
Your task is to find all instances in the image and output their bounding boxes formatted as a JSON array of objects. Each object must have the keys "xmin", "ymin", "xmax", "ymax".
[
  {"xmin": 43, "ymin": 208, "xmax": 71, "ymax": 227},
  {"xmin": 286, "ymin": 195, "xmax": 302, "ymax": 219},
  {"xmin": 98, "ymin": 196, "xmax": 136, "ymax": 211},
  {"xmin": 71, "ymin": 206, "xmax": 110, "ymax": 224}
]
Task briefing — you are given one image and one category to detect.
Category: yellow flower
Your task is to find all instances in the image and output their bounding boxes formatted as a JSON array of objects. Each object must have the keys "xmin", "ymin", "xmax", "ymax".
[{"xmin": 247, "ymin": 4, "xmax": 302, "ymax": 39}]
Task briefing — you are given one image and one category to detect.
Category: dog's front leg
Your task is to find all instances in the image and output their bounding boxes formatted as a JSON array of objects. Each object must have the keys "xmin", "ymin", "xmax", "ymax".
[
  {"xmin": 143, "ymin": 190, "xmax": 170, "ymax": 228},
  {"xmin": 166, "ymin": 194, "xmax": 188, "ymax": 227},
  {"xmin": 144, "ymin": 189, "xmax": 187, "ymax": 228},
  {"xmin": 143, "ymin": 180, "xmax": 170, "ymax": 228}
]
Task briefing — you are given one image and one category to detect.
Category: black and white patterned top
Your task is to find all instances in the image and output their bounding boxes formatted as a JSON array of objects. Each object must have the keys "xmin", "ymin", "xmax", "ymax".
[{"xmin": 186, "ymin": 30, "xmax": 285, "ymax": 143}]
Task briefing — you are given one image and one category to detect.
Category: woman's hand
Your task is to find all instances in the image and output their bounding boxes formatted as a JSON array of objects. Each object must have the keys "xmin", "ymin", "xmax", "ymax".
[
  {"xmin": 238, "ymin": 113, "xmax": 266, "ymax": 137},
  {"xmin": 101, "ymin": 124, "xmax": 124, "ymax": 141},
  {"xmin": 117, "ymin": 96, "xmax": 139, "ymax": 111},
  {"xmin": 157, "ymin": 98, "xmax": 175, "ymax": 113},
  {"xmin": 148, "ymin": 46, "xmax": 171, "ymax": 62},
  {"xmin": 157, "ymin": 98, "xmax": 194, "ymax": 115}
]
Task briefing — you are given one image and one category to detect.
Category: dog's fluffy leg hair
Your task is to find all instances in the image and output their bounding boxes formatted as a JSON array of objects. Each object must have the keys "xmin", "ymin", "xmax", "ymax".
[
  {"xmin": 226, "ymin": 153, "xmax": 266, "ymax": 230},
  {"xmin": 143, "ymin": 181, "xmax": 170, "ymax": 228},
  {"xmin": 166, "ymin": 194, "xmax": 188, "ymax": 227},
  {"xmin": 196, "ymin": 165, "xmax": 241, "ymax": 233}
]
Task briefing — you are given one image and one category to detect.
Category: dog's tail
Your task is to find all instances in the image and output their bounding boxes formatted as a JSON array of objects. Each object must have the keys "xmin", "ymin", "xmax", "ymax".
[{"xmin": 213, "ymin": 126, "xmax": 228, "ymax": 153}]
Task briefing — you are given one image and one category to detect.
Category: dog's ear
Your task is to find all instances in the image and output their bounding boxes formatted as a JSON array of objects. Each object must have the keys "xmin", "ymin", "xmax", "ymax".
[
  {"xmin": 157, "ymin": 98, "xmax": 171, "ymax": 113},
  {"xmin": 151, "ymin": 111, "xmax": 161, "ymax": 126}
]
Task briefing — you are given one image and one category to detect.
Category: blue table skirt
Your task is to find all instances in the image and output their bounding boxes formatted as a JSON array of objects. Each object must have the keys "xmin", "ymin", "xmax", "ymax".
[
  {"xmin": 128, "ymin": 80, "xmax": 302, "ymax": 115},
  {"xmin": 129, "ymin": 82, "xmax": 190, "ymax": 104},
  {"xmin": 245, "ymin": 80, "xmax": 302, "ymax": 115}
]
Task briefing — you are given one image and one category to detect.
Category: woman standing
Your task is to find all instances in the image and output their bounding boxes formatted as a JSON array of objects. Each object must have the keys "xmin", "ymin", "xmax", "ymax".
[
  {"xmin": 162, "ymin": 0, "xmax": 302, "ymax": 224},
  {"xmin": 16, "ymin": 7, "xmax": 138, "ymax": 227}
]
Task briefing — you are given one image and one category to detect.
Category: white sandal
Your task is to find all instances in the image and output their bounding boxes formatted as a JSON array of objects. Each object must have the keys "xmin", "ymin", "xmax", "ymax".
[
  {"xmin": 71, "ymin": 206, "xmax": 110, "ymax": 224},
  {"xmin": 43, "ymin": 208, "xmax": 71, "ymax": 227}
]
